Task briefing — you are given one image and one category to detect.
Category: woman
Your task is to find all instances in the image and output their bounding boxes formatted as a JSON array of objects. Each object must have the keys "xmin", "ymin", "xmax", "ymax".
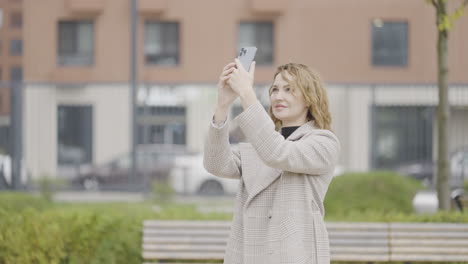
[{"xmin": 203, "ymin": 59, "xmax": 340, "ymax": 264}]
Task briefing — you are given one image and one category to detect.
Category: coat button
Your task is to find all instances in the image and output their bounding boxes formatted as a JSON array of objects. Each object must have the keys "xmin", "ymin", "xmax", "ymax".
[{"xmin": 268, "ymin": 215, "xmax": 272, "ymax": 219}]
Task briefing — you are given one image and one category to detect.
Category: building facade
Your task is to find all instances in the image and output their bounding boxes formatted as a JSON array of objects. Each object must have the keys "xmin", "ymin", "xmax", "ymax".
[
  {"xmin": 22, "ymin": 0, "xmax": 468, "ymax": 179},
  {"xmin": 0, "ymin": 0, "xmax": 23, "ymax": 154}
]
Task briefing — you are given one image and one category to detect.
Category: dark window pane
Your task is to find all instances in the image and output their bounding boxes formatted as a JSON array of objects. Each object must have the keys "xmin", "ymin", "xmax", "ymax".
[
  {"xmin": 137, "ymin": 105, "xmax": 186, "ymax": 145},
  {"xmin": 9, "ymin": 66, "xmax": 22, "ymax": 82},
  {"xmin": 9, "ymin": 39, "xmax": 22, "ymax": 55},
  {"xmin": 10, "ymin": 12, "xmax": 22, "ymax": 28},
  {"xmin": 374, "ymin": 106, "xmax": 433, "ymax": 169},
  {"xmin": 58, "ymin": 105, "xmax": 93, "ymax": 165},
  {"xmin": 372, "ymin": 21, "xmax": 408, "ymax": 66},
  {"xmin": 58, "ymin": 21, "xmax": 94, "ymax": 66},
  {"xmin": 239, "ymin": 22, "xmax": 274, "ymax": 65},
  {"xmin": 145, "ymin": 22, "xmax": 179, "ymax": 66}
]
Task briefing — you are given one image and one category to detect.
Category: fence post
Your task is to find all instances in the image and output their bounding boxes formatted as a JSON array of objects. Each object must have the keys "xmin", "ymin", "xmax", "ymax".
[{"xmin": 10, "ymin": 82, "xmax": 23, "ymax": 190}]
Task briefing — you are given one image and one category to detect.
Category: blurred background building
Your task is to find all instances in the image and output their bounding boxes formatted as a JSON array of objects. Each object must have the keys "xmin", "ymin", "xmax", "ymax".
[
  {"xmin": 0, "ymin": 0, "xmax": 22, "ymax": 153},
  {"xmin": 1, "ymin": 0, "xmax": 467, "ymax": 190}
]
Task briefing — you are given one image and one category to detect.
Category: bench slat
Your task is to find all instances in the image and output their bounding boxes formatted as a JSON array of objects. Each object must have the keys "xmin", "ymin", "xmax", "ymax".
[
  {"xmin": 330, "ymin": 254, "xmax": 389, "ymax": 262},
  {"xmin": 326, "ymin": 222, "xmax": 389, "ymax": 229},
  {"xmin": 391, "ymin": 254, "xmax": 468, "ymax": 262},
  {"xmin": 331, "ymin": 247, "xmax": 389, "ymax": 254},
  {"xmin": 143, "ymin": 252, "xmax": 226, "ymax": 260},
  {"xmin": 144, "ymin": 220, "xmax": 231, "ymax": 228},
  {"xmin": 143, "ymin": 244, "xmax": 226, "ymax": 252},
  {"xmin": 392, "ymin": 247, "xmax": 468, "ymax": 254},
  {"xmin": 143, "ymin": 236, "xmax": 228, "ymax": 244},
  {"xmin": 391, "ymin": 239, "xmax": 468, "ymax": 247},
  {"xmin": 144, "ymin": 229, "xmax": 229, "ymax": 236},
  {"xmin": 390, "ymin": 223, "xmax": 468, "ymax": 231},
  {"xmin": 328, "ymin": 231, "xmax": 389, "ymax": 238},
  {"xmin": 391, "ymin": 232, "xmax": 468, "ymax": 239},
  {"xmin": 330, "ymin": 239, "xmax": 388, "ymax": 246}
]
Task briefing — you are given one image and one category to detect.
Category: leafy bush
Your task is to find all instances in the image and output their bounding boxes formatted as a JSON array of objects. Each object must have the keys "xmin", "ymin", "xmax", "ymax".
[
  {"xmin": 1, "ymin": 179, "xmax": 467, "ymax": 264},
  {"xmin": 0, "ymin": 207, "xmax": 144, "ymax": 264},
  {"xmin": 324, "ymin": 171, "xmax": 424, "ymax": 220},
  {"xmin": 0, "ymin": 191, "xmax": 50, "ymax": 212},
  {"xmin": 0, "ymin": 193, "xmax": 231, "ymax": 264},
  {"xmin": 152, "ymin": 180, "xmax": 175, "ymax": 204}
]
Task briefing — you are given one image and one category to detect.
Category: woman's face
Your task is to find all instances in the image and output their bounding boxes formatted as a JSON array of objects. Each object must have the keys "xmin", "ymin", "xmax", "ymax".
[{"xmin": 269, "ymin": 72, "xmax": 309, "ymax": 127}]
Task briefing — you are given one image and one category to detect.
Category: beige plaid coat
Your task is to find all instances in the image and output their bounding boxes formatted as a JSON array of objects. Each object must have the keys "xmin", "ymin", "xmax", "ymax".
[{"xmin": 204, "ymin": 101, "xmax": 340, "ymax": 264}]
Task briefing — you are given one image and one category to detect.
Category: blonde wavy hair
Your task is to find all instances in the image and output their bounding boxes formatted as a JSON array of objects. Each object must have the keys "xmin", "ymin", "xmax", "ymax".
[{"xmin": 267, "ymin": 63, "xmax": 332, "ymax": 131}]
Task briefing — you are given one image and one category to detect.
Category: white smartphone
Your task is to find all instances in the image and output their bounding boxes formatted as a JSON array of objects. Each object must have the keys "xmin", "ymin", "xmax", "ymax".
[{"xmin": 237, "ymin": 47, "xmax": 257, "ymax": 71}]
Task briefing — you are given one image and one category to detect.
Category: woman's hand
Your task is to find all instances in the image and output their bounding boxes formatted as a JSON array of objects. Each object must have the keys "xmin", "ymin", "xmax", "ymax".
[
  {"xmin": 227, "ymin": 58, "xmax": 256, "ymax": 97},
  {"xmin": 217, "ymin": 62, "xmax": 238, "ymax": 109}
]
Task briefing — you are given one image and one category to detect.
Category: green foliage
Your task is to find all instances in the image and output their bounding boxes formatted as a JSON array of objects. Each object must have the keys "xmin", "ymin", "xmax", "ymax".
[
  {"xmin": 324, "ymin": 171, "xmax": 423, "ymax": 220},
  {"xmin": 0, "ymin": 206, "xmax": 145, "ymax": 264},
  {"xmin": 36, "ymin": 175, "xmax": 66, "ymax": 202},
  {"xmin": 1, "ymin": 186, "xmax": 468, "ymax": 264},
  {"xmin": 0, "ymin": 192, "xmax": 232, "ymax": 264},
  {"xmin": 152, "ymin": 180, "xmax": 175, "ymax": 204},
  {"xmin": 425, "ymin": 0, "xmax": 467, "ymax": 31},
  {"xmin": 0, "ymin": 191, "xmax": 50, "ymax": 212}
]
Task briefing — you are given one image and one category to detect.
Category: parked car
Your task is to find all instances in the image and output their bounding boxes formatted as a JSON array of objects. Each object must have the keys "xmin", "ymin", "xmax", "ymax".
[
  {"xmin": 72, "ymin": 144, "xmax": 188, "ymax": 191},
  {"xmin": 169, "ymin": 152, "xmax": 346, "ymax": 196},
  {"xmin": 169, "ymin": 153, "xmax": 238, "ymax": 196},
  {"xmin": 396, "ymin": 146, "xmax": 468, "ymax": 189}
]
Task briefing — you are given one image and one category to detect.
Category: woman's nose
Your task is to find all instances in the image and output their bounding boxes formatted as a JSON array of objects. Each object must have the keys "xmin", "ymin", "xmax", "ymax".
[{"xmin": 273, "ymin": 90, "xmax": 285, "ymax": 100}]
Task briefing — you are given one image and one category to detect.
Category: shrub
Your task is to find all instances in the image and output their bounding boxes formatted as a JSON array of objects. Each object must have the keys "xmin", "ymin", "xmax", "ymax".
[
  {"xmin": 0, "ymin": 191, "xmax": 50, "ymax": 212},
  {"xmin": 324, "ymin": 171, "xmax": 423, "ymax": 220}
]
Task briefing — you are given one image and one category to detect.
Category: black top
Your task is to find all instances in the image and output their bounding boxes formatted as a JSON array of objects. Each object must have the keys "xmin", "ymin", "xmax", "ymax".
[{"xmin": 281, "ymin": 126, "xmax": 300, "ymax": 139}]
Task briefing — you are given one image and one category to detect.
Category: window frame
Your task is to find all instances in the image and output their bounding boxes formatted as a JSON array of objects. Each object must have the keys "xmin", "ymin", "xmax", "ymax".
[
  {"xmin": 371, "ymin": 19, "xmax": 409, "ymax": 67},
  {"xmin": 144, "ymin": 21, "xmax": 181, "ymax": 66},
  {"xmin": 238, "ymin": 21, "xmax": 274, "ymax": 66},
  {"xmin": 57, "ymin": 20, "xmax": 95, "ymax": 66}
]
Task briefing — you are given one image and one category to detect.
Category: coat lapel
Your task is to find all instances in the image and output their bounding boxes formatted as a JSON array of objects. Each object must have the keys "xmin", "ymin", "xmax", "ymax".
[{"xmin": 241, "ymin": 121, "xmax": 316, "ymax": 205}]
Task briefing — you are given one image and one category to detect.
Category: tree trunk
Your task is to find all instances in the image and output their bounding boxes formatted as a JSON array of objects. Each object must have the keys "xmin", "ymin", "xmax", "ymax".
[{"xmin": 436, "ymin": 0, "xmax": 450, "ymax": 210}]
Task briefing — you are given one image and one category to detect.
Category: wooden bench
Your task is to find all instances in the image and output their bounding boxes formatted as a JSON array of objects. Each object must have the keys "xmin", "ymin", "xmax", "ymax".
[
  {"xmin": 389, "ymin": 223, "xmax": 468, "ymax": 262},
  {"xmin": 142, "ymin": 220, "xmax": 468, "ymax": 263}
]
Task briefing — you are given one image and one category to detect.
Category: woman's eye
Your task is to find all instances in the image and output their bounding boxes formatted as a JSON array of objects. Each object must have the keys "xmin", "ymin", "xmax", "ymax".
[{"xmin": 285, "ymin": 87, "xmax": 291, "ymax": 92}]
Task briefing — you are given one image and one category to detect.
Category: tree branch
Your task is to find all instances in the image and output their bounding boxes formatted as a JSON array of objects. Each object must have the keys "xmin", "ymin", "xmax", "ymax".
[{"xmin": 431, "ymin": 0, "xmax": 439, "ymax": 9}]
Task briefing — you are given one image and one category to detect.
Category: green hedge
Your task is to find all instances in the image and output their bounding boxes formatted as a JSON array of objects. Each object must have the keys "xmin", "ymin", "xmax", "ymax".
[
  {"xmin": 0, "ymin": 207, "xmax": 142, "ymax": 264},
  {"xmin": 0, "ymin": 192, "xmax": 231, "ymax": 264},
  {"xmin": 1, "ymin": 171, "xmax": 467, "ymax": 264},
  {"xmin": 324, "ymin": 171, "xmax": 424, "ymax": 220}
]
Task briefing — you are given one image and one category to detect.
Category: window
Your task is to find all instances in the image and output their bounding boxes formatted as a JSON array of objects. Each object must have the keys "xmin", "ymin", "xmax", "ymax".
[
  {"xmin": 58, "ymin": 105, "xmax": 93, "ymax": 165},
  {"xmin": 9, "ymin": 39, "xmax": 22, "ymax": 55},
  {"xmin": 373, "ymin": 106, "xmax": 434, "ymax": 169},
  {"xmin": 10, "ymin": 12, "xmax": 22, "ymax": 28},
  {"xmin": 145, "ymin": 22, "xmax": 179, "ymax": 66},
  {"xmin": 58, "ymin": 21, "xmax": 94, "ymax": 66},
  {"xmin": 137, "ymin": 106, "xmax": 186, "ymax": 145},
  {"xmin": 0, "ymin": 9, "xmax": 3, "ymax": 29},
  {"xmin": 9, "ymin": 66, "xmax": 22, "ymax": 82},
  {"xmin": 238, "ymin": 22, "xmax": 274, "ymax": 66},
  {"xmin": 372, "ymin": 20, "xmax": 408, "ymax": 66}
]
